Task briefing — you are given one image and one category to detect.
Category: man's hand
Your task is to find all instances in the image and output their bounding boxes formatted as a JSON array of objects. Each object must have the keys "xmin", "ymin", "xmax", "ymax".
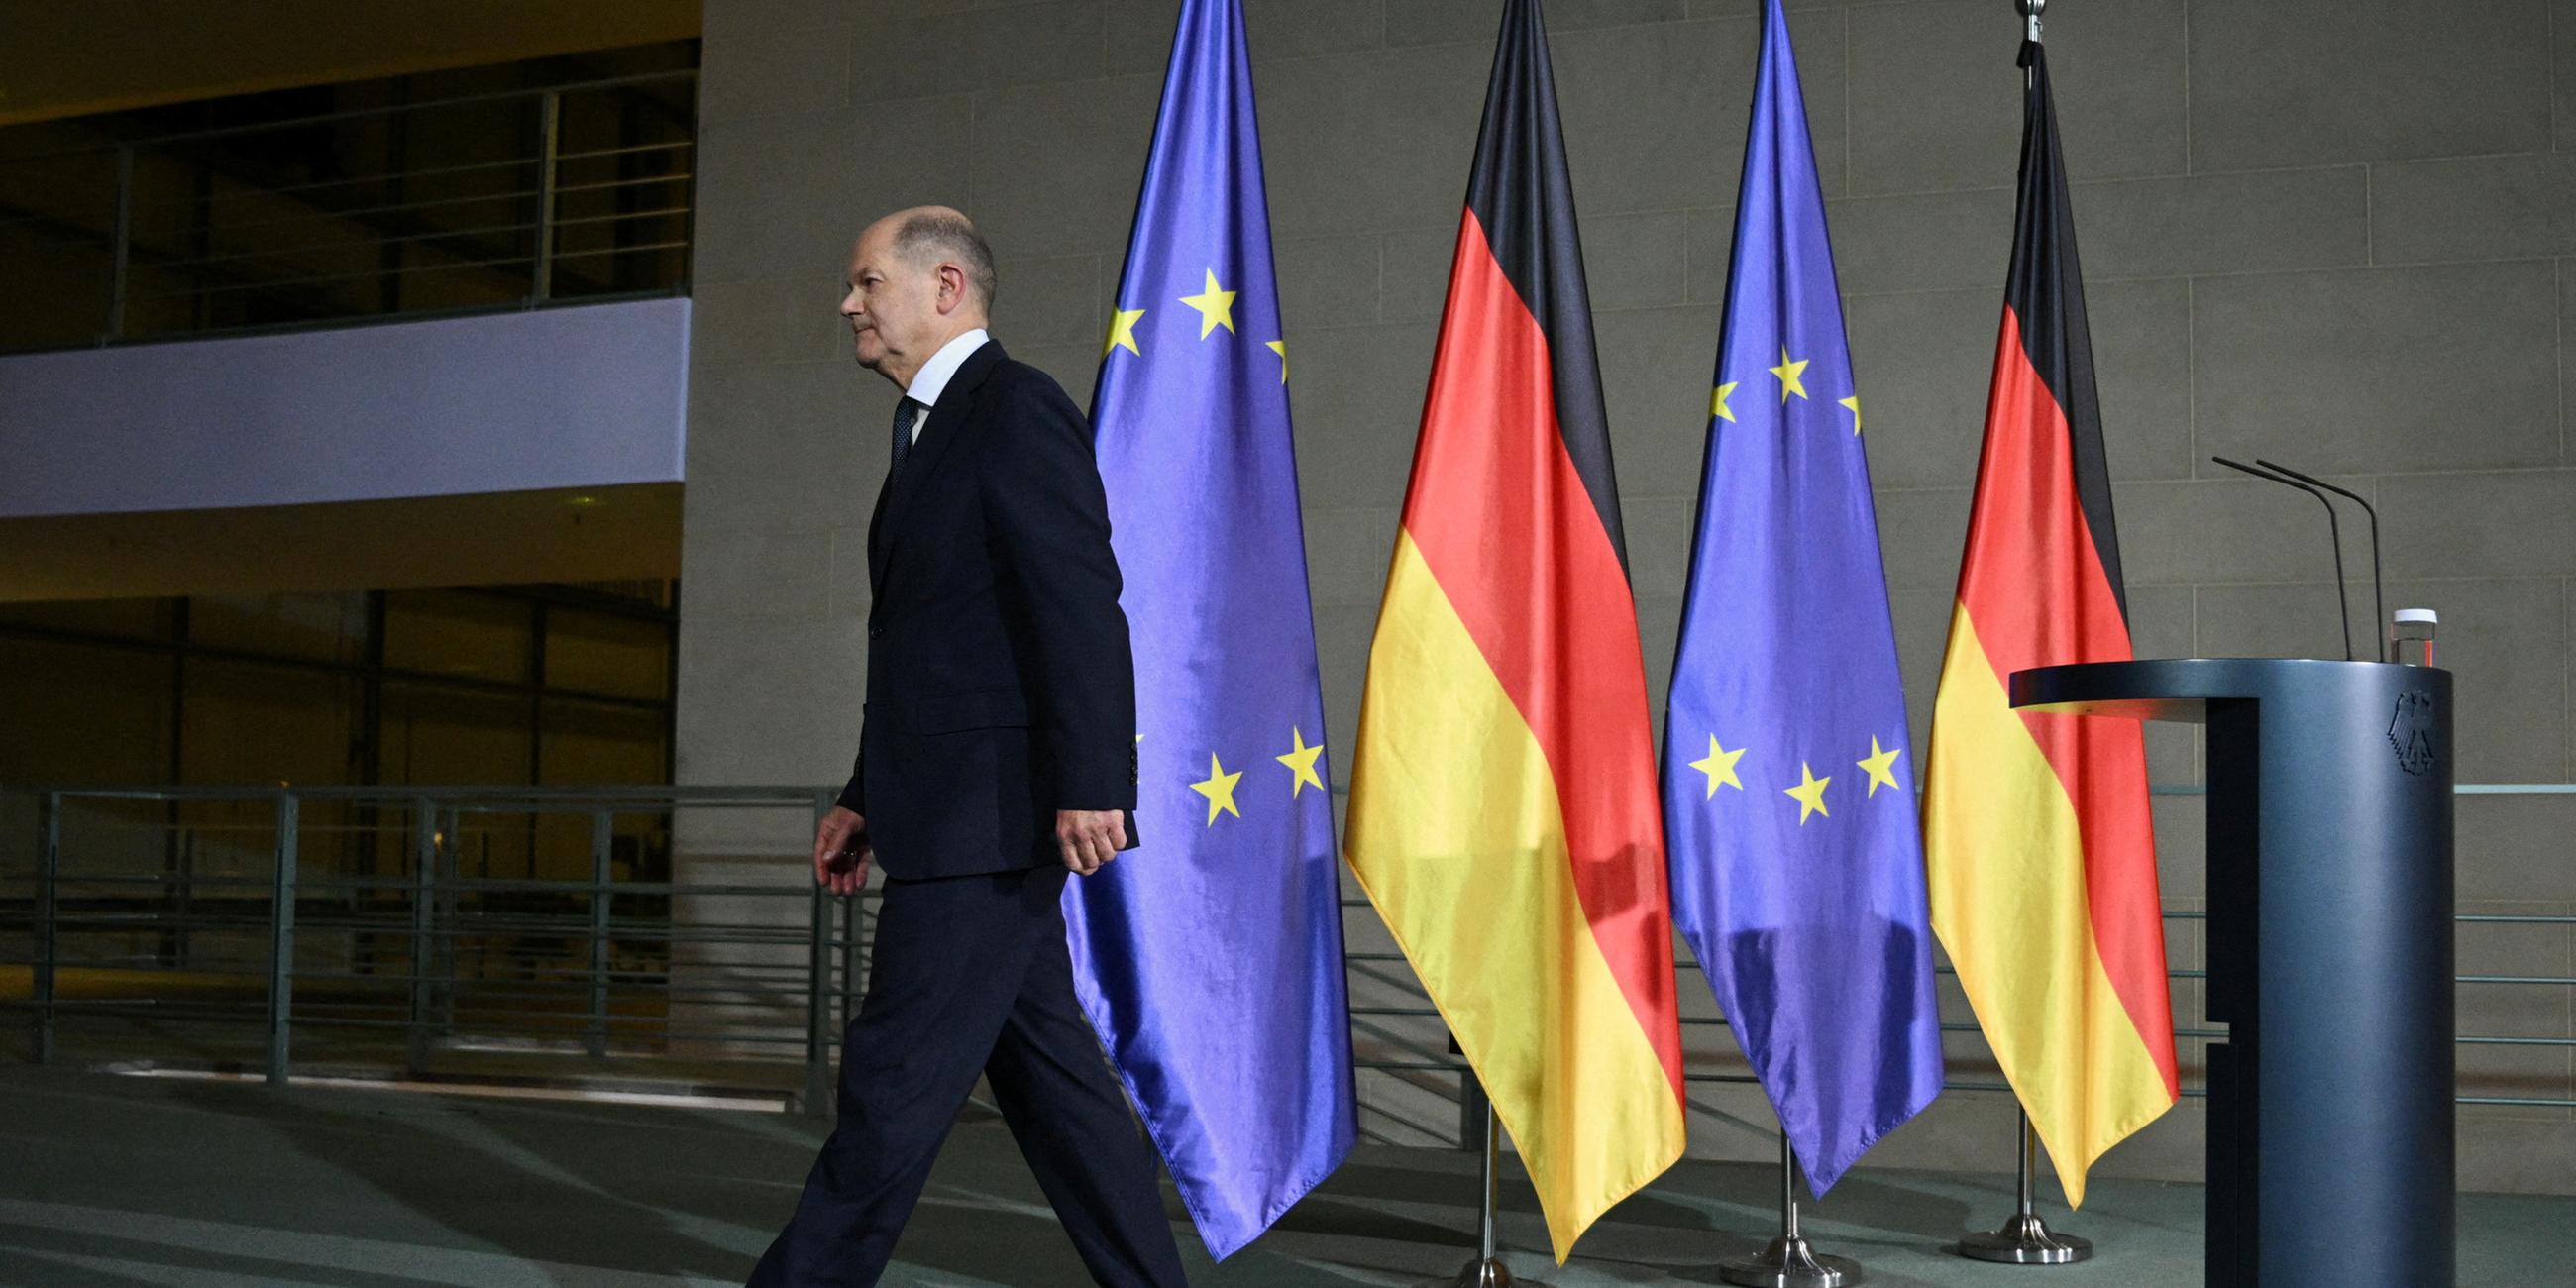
[
  {"xmin": 813, "ymin": 805, "xmax": 871, "ymax": 895},
  {"xmin": 1056, "ymin": 809, "xmax": 1127, "ymax": 877}
]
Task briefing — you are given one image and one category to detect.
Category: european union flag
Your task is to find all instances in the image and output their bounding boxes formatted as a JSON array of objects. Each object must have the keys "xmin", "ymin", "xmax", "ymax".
[
  {"xmin": 1662, "ymin": 0, "xmax": 1943, "ymax": 1194},
  {"xmin": 1064, "ymin": 0, "xmax": 1355, "ymax": 1258}
]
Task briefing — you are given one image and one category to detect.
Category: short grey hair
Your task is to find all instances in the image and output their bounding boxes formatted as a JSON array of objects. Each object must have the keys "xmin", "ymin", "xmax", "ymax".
[{"xmin": 894, "ymin": 210, "xmax": 997, "ymax": 310}]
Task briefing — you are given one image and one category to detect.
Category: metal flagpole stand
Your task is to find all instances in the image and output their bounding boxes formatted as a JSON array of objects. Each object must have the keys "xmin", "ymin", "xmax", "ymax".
[
  {"xmin": 1418, "ymin": 1105, "xmax": 1547, "ymax": 1288},
  {"xmin": 1720, "ymin": 1133, "xmax": 1863, "ymax": 1287},
  {"xmin": 1954, "ymin": 1112, "xmax": 2092, "ymax": 1264}
]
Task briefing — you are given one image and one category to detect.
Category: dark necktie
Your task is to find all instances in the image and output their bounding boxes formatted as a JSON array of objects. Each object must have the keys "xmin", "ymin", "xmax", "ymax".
[{"xmin": 890, "ymin": 396, "xmax": 923, "ymax": 475}]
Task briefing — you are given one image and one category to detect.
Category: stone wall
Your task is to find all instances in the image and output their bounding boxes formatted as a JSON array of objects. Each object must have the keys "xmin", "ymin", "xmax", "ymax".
[{"xmin": 681, "ymin": 0, "xmax": 2576, "ymax": 1193}]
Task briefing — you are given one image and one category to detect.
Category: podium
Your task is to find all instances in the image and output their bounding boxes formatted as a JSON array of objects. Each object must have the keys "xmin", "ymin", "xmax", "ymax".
[{"xmin": 2009, "ymin": 659, "xmax": 2454, "ymax": 1288}]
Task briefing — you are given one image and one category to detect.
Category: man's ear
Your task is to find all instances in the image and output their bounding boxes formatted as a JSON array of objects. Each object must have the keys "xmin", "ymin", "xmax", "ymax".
[{"xmin": 936, "ymin": 264, "xmax": 967, "ymax": 315}]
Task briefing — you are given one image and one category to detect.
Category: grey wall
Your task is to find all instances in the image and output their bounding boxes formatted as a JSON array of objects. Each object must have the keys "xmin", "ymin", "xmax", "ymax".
[{"xmin": 680, "ymin": 0, "xmax": 2575, "ymax": 1196}]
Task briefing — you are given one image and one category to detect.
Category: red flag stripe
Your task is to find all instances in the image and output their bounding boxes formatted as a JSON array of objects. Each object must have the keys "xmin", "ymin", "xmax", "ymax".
[
  {"xmin": 1398, "ymin": 208, "xmax": 1683, "ymax": 1093},
  {"xmin": 1955, "ymin": 305, "xmax": 2178, "ymax": 1092}
]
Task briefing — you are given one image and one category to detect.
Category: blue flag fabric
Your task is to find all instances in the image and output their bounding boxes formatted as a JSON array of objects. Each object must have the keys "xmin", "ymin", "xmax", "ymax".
[
  {"xmin": 1662, "ymin": 0, "xmax": 1944, "ymax": 1194},
  {"xmin": 1065, "ymin": 0, "xmax": 1356, "ymax": 1259}
]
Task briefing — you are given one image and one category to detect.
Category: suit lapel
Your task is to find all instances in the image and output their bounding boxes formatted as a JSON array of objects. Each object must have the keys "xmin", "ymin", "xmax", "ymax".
[
  {"xmin": 866, "ymin": 340, "xmax": 1007, "ymax": 600},
  {"xmin": 865, "ymin": 453, "xmax": 900, "ymax": 586}
]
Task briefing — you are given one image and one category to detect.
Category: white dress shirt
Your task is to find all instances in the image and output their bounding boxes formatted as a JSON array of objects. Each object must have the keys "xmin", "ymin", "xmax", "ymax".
[{"xmin": 902, "ymin": 328, "xmax": 989, "ymax": 443}]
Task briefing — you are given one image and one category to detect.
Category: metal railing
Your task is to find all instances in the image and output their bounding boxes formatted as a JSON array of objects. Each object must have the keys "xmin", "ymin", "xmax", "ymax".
[
  {"xmin": 0, "ymin": 70, "xmax": 696, "ymax": 353},
  {"xmin": 3, "ymin": 786, "xmax": 837, "ymax": 1107},
  {"xmin": 1, "ymin": 783, "xmax": 2569, "ymax": 1128}
]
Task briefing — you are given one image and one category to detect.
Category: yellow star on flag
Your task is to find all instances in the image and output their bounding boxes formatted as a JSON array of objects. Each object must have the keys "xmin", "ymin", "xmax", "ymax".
[
  {"xmin": 1179, "ymin": 268, "xmax": 1236, "ymax": 338},
  {"xmin": 1265, "ymin": 339, "xmax": 1288, "ymax": 383},
  {"xmin": 1105, "ymin": 308, "xmax": 1144, "ymax": 357},
  {"xmin": 1771, "ymin": 348, "xmax": 1810, "ymax": 401},
  {"xmin": 1687, "ymin": 735, "xmax": 1746, "ymax": 798},
  {"xmin": 1275, "ymin": 726, "xmax": 1326, "ymax": 797},
  {"xmin": 1857, "ymin": 736, "xmax": 1903, "ymax": 797},
  {"xmin": 1190, "ymin": 752, "xmax": 1243, "ymax": 824},
  {"xmin": 1784, "ymin": 760, "xmax": 1831, "ymax": 824},
  {"xmin": 1711, "ymin": 381, "xmax": 1738, "ymax": 423},
  {"xmin": 1840, "ymin": 395, "xmax": 1863, "ymax": 435}
]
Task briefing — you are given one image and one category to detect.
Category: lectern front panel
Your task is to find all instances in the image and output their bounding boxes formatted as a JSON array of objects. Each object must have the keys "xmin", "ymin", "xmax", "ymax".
[{"xmin": 2013, "ymin": 658, "xmax": 2454, "ymax": 1288}]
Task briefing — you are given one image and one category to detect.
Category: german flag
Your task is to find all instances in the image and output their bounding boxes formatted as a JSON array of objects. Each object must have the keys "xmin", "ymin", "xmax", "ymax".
[
  {"xmin": 1921, "ymin": 37, "xmax": 2177, "ymax": 1206},
  {"xmin": 1342, "ymin": 0, "xmax": 1682, "ymax": 1261}
]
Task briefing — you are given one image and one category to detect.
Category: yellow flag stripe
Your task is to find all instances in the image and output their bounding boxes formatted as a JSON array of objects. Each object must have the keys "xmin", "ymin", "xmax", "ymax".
[
  {"xmin": 1345, "ymin": 532, "xmax": 1684, "ymax": 1260},
  {"xmin": 1923, "ymin": 605, "xmax": 2174, "ymax": 1206}
]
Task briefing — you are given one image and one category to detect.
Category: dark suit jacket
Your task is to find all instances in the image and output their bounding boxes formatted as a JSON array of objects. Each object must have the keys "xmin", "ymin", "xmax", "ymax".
[{"xmin": 836, "ymin": 339, "xmax": 1140, "ymax": 880}]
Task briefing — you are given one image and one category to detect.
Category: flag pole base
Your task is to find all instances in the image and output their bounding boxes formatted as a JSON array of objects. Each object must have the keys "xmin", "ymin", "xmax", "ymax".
[
  {"xmin": 1956, "ymin": 1111, "xmax": 2092, "ymax": 1264},
  {"xmin": 1414, "ymin": 1256, "xmax": 1542, "ymax": 1288},
  {"xmin": 1416, "ymin": 1100, "xmax": 1548, "ymax": 1287},
  {"xmin": 1719, "ymin": 1235, "xmax": 1863, "ymax": 1287},
  {"xmin": 1953, "ymin": 1214, "xmax": 2093, "ymax": 1264}
]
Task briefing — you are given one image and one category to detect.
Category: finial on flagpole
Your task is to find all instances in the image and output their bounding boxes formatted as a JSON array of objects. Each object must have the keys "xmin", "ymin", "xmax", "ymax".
[{"xmin": 2018, "ymin": 0, "xmax": 2046, "ymax": 43}]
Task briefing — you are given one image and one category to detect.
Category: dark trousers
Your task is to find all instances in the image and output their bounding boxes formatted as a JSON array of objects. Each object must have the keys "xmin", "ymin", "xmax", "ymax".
[{"xmin": 747, "ymin": 865, "xmax": 1189, "ymax": 1288}]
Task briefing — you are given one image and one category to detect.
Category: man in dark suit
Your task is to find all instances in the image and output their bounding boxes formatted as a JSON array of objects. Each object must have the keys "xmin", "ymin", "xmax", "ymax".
[{"xmin": 747, "ymin": 207, "xmax": 1188, "ymax": 1288}]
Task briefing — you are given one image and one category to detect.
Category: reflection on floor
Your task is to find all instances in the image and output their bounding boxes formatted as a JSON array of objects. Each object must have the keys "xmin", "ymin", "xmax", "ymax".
[{"xmin": 0, "ymin": 1065, "xmax": 2563, "ymax": 1286}]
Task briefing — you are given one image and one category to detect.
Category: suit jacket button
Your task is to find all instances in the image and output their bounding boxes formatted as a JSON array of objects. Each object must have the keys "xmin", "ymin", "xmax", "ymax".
[{"xmin": 867, "ymin": 625, "xmax": 883, "ymax": 640}]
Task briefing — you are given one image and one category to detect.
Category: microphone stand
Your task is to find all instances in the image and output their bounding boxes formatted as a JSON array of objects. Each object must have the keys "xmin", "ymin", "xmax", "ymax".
[
  {"xmin": 2254, "ymin": 459, "xmax": 2386, "ymax": 661},
  {"xmin": 2211, "ymin": 457, "xmax": 2352, "ymax": 661}
]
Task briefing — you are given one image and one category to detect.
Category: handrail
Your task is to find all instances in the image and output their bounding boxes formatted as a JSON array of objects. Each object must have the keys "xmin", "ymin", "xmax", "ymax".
[
  {"xmin": 0, "ymin": 69, "xmax": 699, "ymax": 161},
  {"xmin": 3, "ymin": 782, "xmax": 2570, "ymax": 1124}
]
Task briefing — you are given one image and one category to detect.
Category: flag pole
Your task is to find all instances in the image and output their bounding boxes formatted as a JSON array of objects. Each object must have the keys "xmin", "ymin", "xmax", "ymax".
[
  {"xmin": 2022, "ymin": 0, "xmax": 2045, "ymax": 88},
  {"xmin": 1959, "ymin": 16, "xmax": 2088, "ymax": 1265},
  {"xmin": 1417, "ymin": 1101, "xmax": 1548, "ymax": 1288},
  {"xmin": 1954, "ymin": 1111, "xmax": 2093, "ymax": 1264},
  {"xmin": 1719, "ymin": 1133, "xmax": 1863, "ymax": 1287}
]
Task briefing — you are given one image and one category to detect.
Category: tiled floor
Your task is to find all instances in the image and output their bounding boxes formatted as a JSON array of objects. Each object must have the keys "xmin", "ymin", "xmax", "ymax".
[{"xmin": 0, "ymin": 1066, "xmax": 2562, "ymax": 1286}]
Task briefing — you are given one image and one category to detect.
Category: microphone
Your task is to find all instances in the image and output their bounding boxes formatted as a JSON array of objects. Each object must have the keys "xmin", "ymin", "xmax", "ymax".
[
  {"xmin": 2253, "ymin": 459, "xmax": 2386, "ymax": 663},
  {"xmin": 2211, "ymin": 456, "xmax": 2352, "ymax": 662}
]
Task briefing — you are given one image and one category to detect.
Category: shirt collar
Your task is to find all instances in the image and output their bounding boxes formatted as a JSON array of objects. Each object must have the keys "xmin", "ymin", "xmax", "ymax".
[{"xmin": 904, "ymin": 328, "xmax": 990, "ymax": 408}]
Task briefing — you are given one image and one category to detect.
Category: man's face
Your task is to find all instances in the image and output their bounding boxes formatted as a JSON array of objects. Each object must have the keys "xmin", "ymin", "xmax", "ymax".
[{"xmin": 839, "ymin": 224, "xmax": 940, "ymax": 378}]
